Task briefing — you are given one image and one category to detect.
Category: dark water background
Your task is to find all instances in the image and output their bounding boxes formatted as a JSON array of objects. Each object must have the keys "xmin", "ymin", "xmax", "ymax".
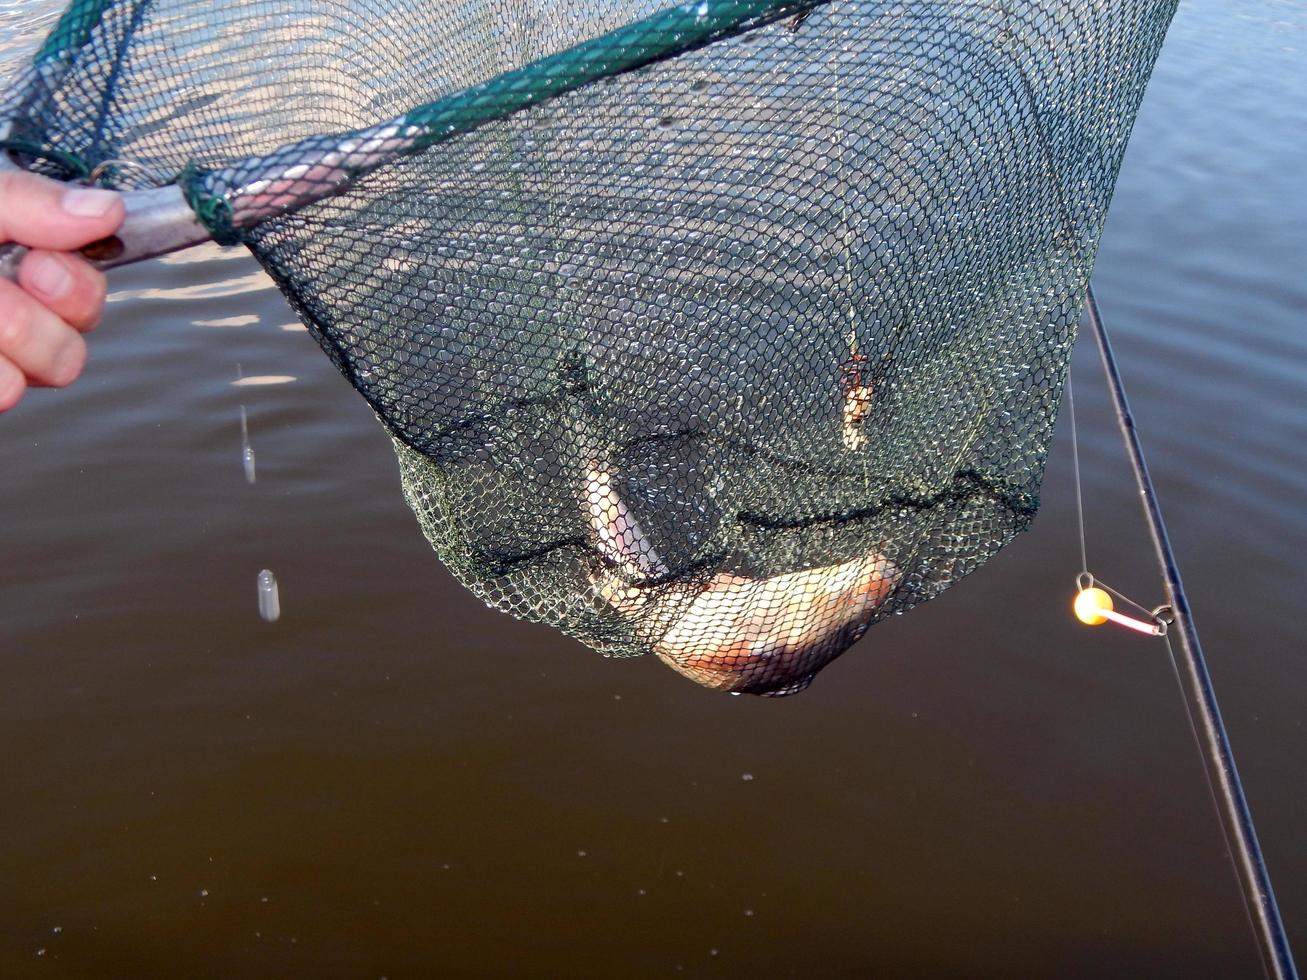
[{"xmin": 2, "ymin": 1, "xmax": 1304, "ymax": 976}]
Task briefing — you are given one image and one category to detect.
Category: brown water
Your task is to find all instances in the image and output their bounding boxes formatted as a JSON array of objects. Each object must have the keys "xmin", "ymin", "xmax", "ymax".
[{"xmin": 2, "ymin": 2, "xmax": 1305, "ymax": 977}]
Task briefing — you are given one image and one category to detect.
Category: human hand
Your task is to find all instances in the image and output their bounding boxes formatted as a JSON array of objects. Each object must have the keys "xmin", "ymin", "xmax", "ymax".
[{"xmin": 0, "ymin": 171, "xmax": 125, "ymax": 411}]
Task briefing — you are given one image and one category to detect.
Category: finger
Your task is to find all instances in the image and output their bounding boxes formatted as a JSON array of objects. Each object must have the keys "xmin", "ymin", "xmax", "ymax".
[
  {"xmin": 16, "ymin": 250, "xmax": 109, "ymax": 332},
  {"xmin": 0, "ymin": 353, "xmax": 24, "ymax": 411},
  {"xmin": 0, "ymin": 278, "xmax": 88, "ymax": 388},
  {"xmin": 0, "ymin": 170, "xmax": 124, "ymax": 250}
]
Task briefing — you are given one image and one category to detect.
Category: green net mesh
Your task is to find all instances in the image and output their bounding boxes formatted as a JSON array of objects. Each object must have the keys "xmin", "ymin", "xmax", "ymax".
[{"xmin": 2, "ymin": 0, "xmax": 1176, "ymax": 695}]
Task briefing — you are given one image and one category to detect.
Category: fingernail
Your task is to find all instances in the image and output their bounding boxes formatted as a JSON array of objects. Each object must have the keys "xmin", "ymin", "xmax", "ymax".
[
  {"xmin": 0, "ymin": 366, "xmax": 21, "ymax": 410},
  {"xmin": 62, "ymin": 187, "xmax": 119, "ymax": 218},
  {"xmin": 53, "ymin": 336, "xmax": 87, "ymax": 387},
  {"xmin": 28, "ymin": 253, "xmax": 73, "ymax": 299}
]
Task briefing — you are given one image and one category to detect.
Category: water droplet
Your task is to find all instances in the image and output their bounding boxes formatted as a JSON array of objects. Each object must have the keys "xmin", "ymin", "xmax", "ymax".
[
  {"xmin": 576, "ymin": 850, "xmax": 587, "ymax": 858},
  {"xmin": 199, "ymin": 888, "xmax": 209, "ymax": 898},
  {"xmin": 741, "ymin": 773, "xmax": 754, "ymax": 781},
  {"xmin": 257, "ymin": 570, "xmax": 281, "ymax": 622},
  {"xmin": 240, "ymin": 405, "xmax": 256, "ymax": 484}
]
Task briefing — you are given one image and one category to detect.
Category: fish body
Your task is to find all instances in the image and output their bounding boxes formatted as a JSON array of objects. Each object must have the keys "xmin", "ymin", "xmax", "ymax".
[
  {"xmin": 650, "ymin": 552, "xmax": 897, "ymax": 695},
  {"xmin": 585, "ymin": 468, "xmax": 898, "ymax": 695}
]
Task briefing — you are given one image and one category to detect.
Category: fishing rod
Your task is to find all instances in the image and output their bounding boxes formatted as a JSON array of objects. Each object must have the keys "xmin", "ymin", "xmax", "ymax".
[{"xmin": 1082, "ymin": 285, "xmax": 1297, "ymax": 980}]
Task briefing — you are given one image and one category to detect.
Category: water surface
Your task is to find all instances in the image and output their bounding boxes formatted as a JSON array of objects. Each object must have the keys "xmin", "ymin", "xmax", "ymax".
[{"xmin": 1, "ymin": 1, "xmax": 1305, "ymax": 976}]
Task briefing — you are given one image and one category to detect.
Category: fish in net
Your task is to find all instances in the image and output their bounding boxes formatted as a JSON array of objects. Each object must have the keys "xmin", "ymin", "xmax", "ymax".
[{"xmin": 0, "ymin": 0, "xmax": 1178, "ymax": 695}]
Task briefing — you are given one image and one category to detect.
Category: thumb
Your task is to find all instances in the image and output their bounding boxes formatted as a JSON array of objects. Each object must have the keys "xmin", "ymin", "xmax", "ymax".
[{"xmin": 0, "ymin": 170, "xmax": 125, "ymax": 250}]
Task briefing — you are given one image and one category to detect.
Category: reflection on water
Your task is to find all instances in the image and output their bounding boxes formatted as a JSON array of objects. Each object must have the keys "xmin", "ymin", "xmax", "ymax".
[
  {"xmin": 1, "ymin": 1, "xmax": 1305, "ymax": 977},
  {"xmin": 195, "ymin": 314, "xmax": 259, "ymax": 328},
  {"xmin": 231, "ymin": 375, "xmax": 297, "ymax": 387}
]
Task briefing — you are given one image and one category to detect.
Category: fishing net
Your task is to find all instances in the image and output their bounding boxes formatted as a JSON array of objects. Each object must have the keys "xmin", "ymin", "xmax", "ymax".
[{"xmin": 1, "ymin": 0, "xmax": 1176, "ymax": 695}]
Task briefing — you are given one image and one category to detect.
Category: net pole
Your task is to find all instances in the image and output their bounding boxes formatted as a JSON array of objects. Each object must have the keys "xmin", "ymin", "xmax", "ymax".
[{"xmin": 1083, "ymin": 285, "xmax": 1297, "ymax": 980}]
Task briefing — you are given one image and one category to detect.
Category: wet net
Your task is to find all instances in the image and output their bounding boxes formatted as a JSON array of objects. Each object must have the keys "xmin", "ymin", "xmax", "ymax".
[{"xmin": 2, "ymin": 0, "xmax": 1176, "ymax": 695}]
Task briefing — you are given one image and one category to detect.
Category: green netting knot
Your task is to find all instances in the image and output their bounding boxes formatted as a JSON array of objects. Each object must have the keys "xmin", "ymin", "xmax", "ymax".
[{"xmin": 181, "ymin": 166, "xmax": 240, "ymax": 246}]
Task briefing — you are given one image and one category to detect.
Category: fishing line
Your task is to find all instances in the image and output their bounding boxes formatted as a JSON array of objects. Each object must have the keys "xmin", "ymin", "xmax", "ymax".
[
  {"xmin": 1067, "ymin": 374, "xmax": 1088, "ymax": 576},
  {"xmin": 1066, "ymin": 369, "xmax": 1167, "ymax": 635}
]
